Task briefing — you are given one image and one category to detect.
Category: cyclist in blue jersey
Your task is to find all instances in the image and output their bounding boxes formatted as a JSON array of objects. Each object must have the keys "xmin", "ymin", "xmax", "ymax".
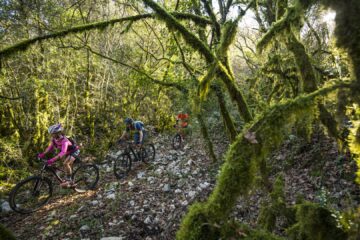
[{"xmin": 119, "ymin": 117, "xmax": 146, "ymax": 146}]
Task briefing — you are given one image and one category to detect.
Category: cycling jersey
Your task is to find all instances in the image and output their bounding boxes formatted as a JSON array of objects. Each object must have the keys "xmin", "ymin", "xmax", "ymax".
[
  {"xmin": 126, "ymin": 121, "xmax": 145, "ymax": 132},
  {"xmin": 46, "ymin": 136, "xmax": 79, "ymax": 159},
  {"xmin": 126, "ymin": 120, "xmax": 145, "ymax": 144}
]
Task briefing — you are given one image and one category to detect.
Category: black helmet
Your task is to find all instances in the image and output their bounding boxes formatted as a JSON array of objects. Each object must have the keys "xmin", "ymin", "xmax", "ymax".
[{"xmin": 124, "ymin": 117, "xmax": 133, "ymax": 124}]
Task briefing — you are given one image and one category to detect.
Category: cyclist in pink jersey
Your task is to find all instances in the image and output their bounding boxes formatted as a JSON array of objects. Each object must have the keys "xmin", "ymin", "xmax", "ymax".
[{"xmin": 38, "ymin": 123, "xmax": 79, "ymax": 186}]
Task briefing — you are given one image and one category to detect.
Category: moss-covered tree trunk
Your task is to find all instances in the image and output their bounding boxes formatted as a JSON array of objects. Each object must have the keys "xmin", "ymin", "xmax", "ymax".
[
  {"xmin": 212, "ymin": 84, "xmax": 237, "ymax": 142},
  {"xmin": 142, "ymin": 0, "xmax": 253, "ymax": 123},
  {"xmin": 197, "ymin": 113, "xmax": 217, "ymax": 162},
  {"xmin": 177, "ymin": 83, "xmax": 350, "ymax": 239}
]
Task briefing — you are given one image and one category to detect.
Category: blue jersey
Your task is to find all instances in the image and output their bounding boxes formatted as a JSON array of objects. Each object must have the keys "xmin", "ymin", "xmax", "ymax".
[{"xmin": 126, "ymin": 121, "xmax": 145, "ymax": 132}]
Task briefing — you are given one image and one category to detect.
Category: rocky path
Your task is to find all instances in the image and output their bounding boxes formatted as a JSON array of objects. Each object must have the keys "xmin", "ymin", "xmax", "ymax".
[
  {"xmin": 1, "ymin": 134, "xmax": 218, "ymax": 240},
  {"xmin": 1, "ymin": 132, "xmax": 359, "ymax": 239}
]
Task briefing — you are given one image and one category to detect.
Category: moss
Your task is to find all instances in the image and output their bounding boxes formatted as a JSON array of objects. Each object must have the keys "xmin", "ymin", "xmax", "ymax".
[
  {"xmin": 197, "ymin": 113, "xmax": 217, "ymax": 162},
  {"xmin": 348, "ymin": 122, "xmax": 360, "ymax": 184},
  {"xmin": 143, "ymin": 0, "xmax": 253, "ymax": 123},
  {"xmin": 0, "ymin": 224, "xmax": 16, "ymax": 240},
  {"xmin": 0, "ymin": 12, "xmax": 212, "ymax": 60},
  {"xmin": 287, "ymin": 202, "xmax": 347, "ymax": 240},
  {"xmin": 177, "ymin": 82, "xmax": 352, "ymax": 239},
  {"xmin": 217, "ymin": 63, "xmax": 253, "ymax": 122},
  {"xmin": 143, "ymin": 0, "xmax": 215, "ymax": 63},
  {"xmin": 257, "ymin": 4, "xmax": 302, "ymax": 53},
  {"xmin": 221, "ymin": 221, "xmax": 285, "ymax": 240},
  {"xmin": 258, "ymin": 175, "xmax": 296, "ymax": 231},
  {"xmin": 198, "ymin": 62, "xmax": 218, "ymax": 100},
  {"xmin": 212, "ymin": 84, "xmax": 238, "ymax": 142}
]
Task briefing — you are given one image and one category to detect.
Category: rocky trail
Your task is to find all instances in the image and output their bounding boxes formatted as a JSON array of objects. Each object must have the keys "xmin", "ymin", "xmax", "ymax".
[{"xmin": 1, "ymin": 132, "xmax": 359, "ymax": 239}]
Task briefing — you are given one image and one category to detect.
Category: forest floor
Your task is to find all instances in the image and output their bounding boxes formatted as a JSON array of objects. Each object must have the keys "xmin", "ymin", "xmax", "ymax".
[{"xmin": 0, "ymin": 130, "xmax": 359, "ymax": 240}]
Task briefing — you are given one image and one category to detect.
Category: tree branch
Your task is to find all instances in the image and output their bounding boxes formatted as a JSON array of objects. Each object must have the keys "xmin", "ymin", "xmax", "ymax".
[{"xmin": 0, "ymin": 13, "xmax": 212, "ymax": 59}]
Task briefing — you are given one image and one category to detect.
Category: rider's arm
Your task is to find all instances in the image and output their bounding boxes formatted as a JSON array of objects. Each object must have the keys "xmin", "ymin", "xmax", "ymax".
[
  {"xmin": 139, "ymin": 130, "xmax": 143, "ymax": 144},
  {"xmin": 48, "ymin": 139, "xmax": 69, "ymax": 164},
  {"xmin": 120, "ymin": 130, "xmax": 128, "ymax": 140}
]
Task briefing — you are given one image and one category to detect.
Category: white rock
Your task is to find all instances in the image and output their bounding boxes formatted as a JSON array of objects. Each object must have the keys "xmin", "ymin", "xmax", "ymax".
[
  {"xmin": 181, "ymin": 200, "xmax": 189, "ymax": 206},
  {"xmin": 170, "ymin": 204, "xmax": 176, "ymax": 210},
  {"xmin": 137, "ymin": 171, "xmax": 146, "ymax": 179},
  {"xmin": 106, "ymin": 167, "xmax": 112, "ymax": 172},
  {"xmin": 130, "ymin": 200, "xmax": 135, "ymax": 206},
  {"xmin": 188, "ymin": 191, "xmax": 196, "ymax": 198},
  {"xmin": 144, "ymin": 216, "xmax": 152, "ymax": 224},
  {"xmin": 128, "ymin": 181, "xmax": 134, "ymax": 187},
  {"xmin": 175, "ymin": 189, "xmax": 182, "ymax": 194},
  {"xmin": 163, "ymin": 184, "xmax": 171, "ymax": 192},
  {"xmin": 69, "ymin": 214, "xmax": 77, "ymax": 220},
  {"xmin": 106, "ymin": 193, "xmax": 116, "ymax": 200},
  {"xmin": 80, "ymin": 225, "xmax": 90, "ymax": 231},
  {"xmin": 186, "ymin": 160, "xmax": 193, "ymax": 166},
  {"xmin": 200, "ymin": 182, "xmax": 210, "ymax": 189},
  {"xmin": 1, "ymin": 201, "xmax": 12, "ymax": 212},
  {"xmin": 91, "ymin": 200, "xmax": 99, "ymax": 206},
  {"xmin": 154, "ymin": 168, "xmax": 163, "ymax": 175}
]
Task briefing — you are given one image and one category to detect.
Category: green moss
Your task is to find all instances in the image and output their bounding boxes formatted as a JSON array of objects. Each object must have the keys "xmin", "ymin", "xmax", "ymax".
[
  {"xmin": 197, "ymin": 114, "xmax": 217, "ymax": 162},
  {"xmin": 258, "ymin": 175, "xmax": 296, "ymax": 232},
  {"xmin": 221, "ymin": 221, "xmax": 285, "ymax": 240},
  {"xmin": 0, "ymin": 224, "xmax": 16, "ymax": 240},
  {"xmin": 287, "ymin": 202, "xmax": 347, "ymax": 240},
  {"xmin": 177, "ymin": 82, "xmax": 352, "ymax": 239},
  {"xmin": 212, "ymin": 84, "xmax": 238, "ymax": 142},
  {"xmin": 0, "ymin": 12, "xmax": 212, "ymax": 60}
]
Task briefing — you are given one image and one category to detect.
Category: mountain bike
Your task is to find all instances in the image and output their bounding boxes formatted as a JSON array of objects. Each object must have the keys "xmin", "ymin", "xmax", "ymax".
[
  {"xmin": 113, "ymin": 140, "xmax": 155, "ymax": 179},
  {"xmin": 172, "ymin": 125, "xmax": 191, "ymax": 150},
  {"xmin": 8, "ymin": 157, "xmax": 99, "ymax": 214}
]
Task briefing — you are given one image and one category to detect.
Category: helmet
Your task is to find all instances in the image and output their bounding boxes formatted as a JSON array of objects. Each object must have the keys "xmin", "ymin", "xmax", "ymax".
[
  {"xmin": 124, "ymin": 117, "xmax": 133, "ymax": 125},
  {"xmin": 48, "ymin": 123, "xmax": 63, "ymax": 134}
]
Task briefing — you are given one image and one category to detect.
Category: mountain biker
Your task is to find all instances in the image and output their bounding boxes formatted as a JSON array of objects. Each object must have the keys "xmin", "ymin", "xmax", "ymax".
[
  {"xmin": 174, "ymin": 113, "xmax": 189, "ymax": 140},
  {"xmin": 38, "ymin": 123, "xmax": 80, "ymax": 187},
  {"xmin": 175, "ymin": 112, "xmax": 189, "ymax": 128},
  {"xmin": 119, "ymin": 117, "xmax": 146, "ymax": 147}
]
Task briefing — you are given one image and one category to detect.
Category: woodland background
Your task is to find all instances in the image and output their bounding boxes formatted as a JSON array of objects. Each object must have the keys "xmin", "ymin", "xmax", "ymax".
[{"xmin": 1, "ymin": 0, "xmax": 360, "ymax": 239}]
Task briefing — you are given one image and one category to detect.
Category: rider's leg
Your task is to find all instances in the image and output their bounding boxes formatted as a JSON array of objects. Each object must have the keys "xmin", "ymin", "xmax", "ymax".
[{"xmin": 64, "ymin": 156, "xmax": 75, "ymax": 178}]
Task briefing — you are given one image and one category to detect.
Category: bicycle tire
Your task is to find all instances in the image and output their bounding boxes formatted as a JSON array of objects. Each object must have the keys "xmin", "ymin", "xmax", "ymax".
[
  {"xmin": 9, "ymin": 176, "xmax": 53, "ymax": 214},
  {"xmin": 141, "ymin": 143, "xmax": 156, "ymax": 163},
  {"xmin": 73, "ymin": 164, "xmax": 99, "ymax": 193},
  {"xmin": 113, "ymin": 153, "xmax": 132, "ymax": 179},
  {"xmin": 172, "ymin": 133, "xmax": 182, "ymax": 150}
]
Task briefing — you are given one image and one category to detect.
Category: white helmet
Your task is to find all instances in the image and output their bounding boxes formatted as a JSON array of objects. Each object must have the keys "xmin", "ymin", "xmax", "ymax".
[{"xmin": 48, "ymin": 123, "xmax": 63, "ymax": 134}]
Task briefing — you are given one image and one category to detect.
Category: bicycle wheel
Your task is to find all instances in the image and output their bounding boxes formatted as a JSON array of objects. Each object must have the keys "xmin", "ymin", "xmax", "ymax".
[
  {"xmin": 9, "ymin": 176, "xmax": 53, "ymax": 214},
  {"xmin": 72, "ymin": 164, "xmax": 99, "ymax": 193},
  {"xmin": 141, "ymin": 143, "xmax": 156, "ymax": 163},
  {"xmin": 113, "ymin": 153, "xmax": 132, "ymax": 179},
  {"xmin": 172, "ymin": 133, "xmax": 182, "ymax": 150}
]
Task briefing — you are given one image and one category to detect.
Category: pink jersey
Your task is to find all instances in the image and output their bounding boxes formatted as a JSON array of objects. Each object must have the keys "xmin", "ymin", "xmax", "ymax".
[{"xmin": 45, "ymin": 136, "xmax": 77, "ymax": 159}]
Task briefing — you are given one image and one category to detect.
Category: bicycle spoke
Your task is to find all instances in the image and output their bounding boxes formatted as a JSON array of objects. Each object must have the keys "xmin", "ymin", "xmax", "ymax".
[
  {"xmin": 73, "ymin": 164, "xmax": 99, "ymax": 192},
  {"xmin": 9, "ymin": 176, "xmax": 52, "ymax": 213}
]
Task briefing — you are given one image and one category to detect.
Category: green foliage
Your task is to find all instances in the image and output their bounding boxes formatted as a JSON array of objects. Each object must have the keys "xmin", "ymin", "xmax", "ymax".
[
  {"xmin": 348, "ymin": 121, "xmax": 360, "ymax": 184},
  {"xmin": 287, "ymin": 202, "xmax": 347, "ymax": 240}
]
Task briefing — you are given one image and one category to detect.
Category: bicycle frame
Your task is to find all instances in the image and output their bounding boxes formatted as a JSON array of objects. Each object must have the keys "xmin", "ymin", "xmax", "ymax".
[
  {"xmin": 119, "ymin": 141, "xmax": 142, "ymax": 162},
  {"xmin": 35, "ymin": 164, "xmax": 64, "ymax": 184}
]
